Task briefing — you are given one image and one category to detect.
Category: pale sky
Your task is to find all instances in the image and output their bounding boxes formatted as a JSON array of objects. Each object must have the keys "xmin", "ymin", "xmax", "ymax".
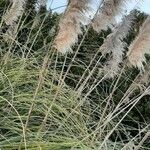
[{"xmin": 47, "ymin": 0, "xmax": 150, "ymax": 15}]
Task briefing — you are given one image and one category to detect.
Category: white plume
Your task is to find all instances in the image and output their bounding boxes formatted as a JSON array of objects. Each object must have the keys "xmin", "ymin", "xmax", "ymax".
[
  {"xmin": 92, "ymin": 0, "xmax": 127, "ymax": 32},
  {"xmin": 3, "ymin": 0, "xmax": 26, "ymax": 26},
  {"xmin": 38, "ymin": 0, "xmax": 47, "ymax": 7},
  {"xmin": 53, "ymin": 0, "xmax": 91, "ymax": 54},
  {"xmin": 127, "ymin": 15, "xmax": 150, "ymax": 71},
  {"xmin": 100, "ymin": 10, "xmax": 135, "ymax": 78}
]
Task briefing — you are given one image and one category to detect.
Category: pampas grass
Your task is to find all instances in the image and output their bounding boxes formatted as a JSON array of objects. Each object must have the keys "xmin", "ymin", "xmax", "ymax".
[
  {"xmin": 38, "ymin": 0, "xmax": 47, "ymax": 7},
  {"xmin": 3, "ymin": 0, "xmax": 26, "ymax": 26},
  {"xmin": 2, "ymin": 0, "xmax": 26, "ymax": 43},
  {"xmin": 99, "ymin": 10, "xmax": 135, "ymax": 78},
  {"xmin": 127, "ymin": 15, "xmax": 150, "ymax": 71},
  {"xmin": 53, "ymin": 0, "xmax": 91, "ymax": 54},
  {"xmin": 0, "ymin": 1, "xmax": 150, "ymax": 149},
  {"xmin": 92, "ymin": 0, "xmax": 127, "ymax": 32}
]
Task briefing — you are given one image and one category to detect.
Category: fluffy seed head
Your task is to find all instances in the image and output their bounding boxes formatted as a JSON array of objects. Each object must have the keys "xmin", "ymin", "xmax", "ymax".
[
  {"xmin": 92, "ymin": 0, "xmax": 127, "ymax": 32},
  {"xmin": 3, "ymin": 0, "xmax": 26, "ymax": 26},
  {"xmin": 53, "ymin": 0, "xmax": 91, "ymax": 54},
  {"xmin": 127, "ymin": 15, "xmax": 150, "ymax": 71},
  {"xmin": 38, "ymin": 0, "xmax": 47, "ymax": 7},
  {"xmin": 99, "ymin": 10, "xmax": 135, "ymax": 77}
]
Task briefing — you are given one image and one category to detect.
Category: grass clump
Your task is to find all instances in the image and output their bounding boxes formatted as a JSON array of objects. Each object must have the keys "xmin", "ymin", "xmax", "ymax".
[{"xmin": 0, "ymin": 1, "xmax": 150, "ymax": 150}]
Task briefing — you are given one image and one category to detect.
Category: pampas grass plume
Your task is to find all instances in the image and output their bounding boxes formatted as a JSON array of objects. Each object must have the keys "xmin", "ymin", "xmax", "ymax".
[
  {"xmin": 127, "ymin": 15, "xmax": 150, "ymax": 71},
  {"xmin": 38, "ymin": 0, "xmax": 47, "ymax": 7},
  {"xmin": 92, "ymin": 0, "xmax": 127, "ymax": 32},
  {"xmin": 99, "ymin": 10, "xmax": 135, "ymax": 77},
  {"xmin": 53, "ymin": 0, "xmax": 91, "ymax": 54},
  {"xmin": 3, "ymin": 0, "xmax": 26, "ymax": 26}
]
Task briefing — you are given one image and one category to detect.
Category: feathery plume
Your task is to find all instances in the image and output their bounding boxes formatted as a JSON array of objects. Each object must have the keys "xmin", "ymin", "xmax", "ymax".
[
  {"xmin": 3, "ymin": 25, "xmax": 18, "ymax": 43},
  {"xmin": 3, "ymin": 0, "xmax": 26, "ymax": 26},
  {"xmin": 38, "ymin": 0, "xmax": 47, "ymax": 7},
  {"xmin": 127, "ymin": 15, "xmax": 150, "ymax": 71},
  {"xmin": 137, "ymin": 63, "xmax": 150, "ymax": 86},
  {"xmin": 53, "ymin": 0, "xmax": 91, "ymax": 54},
  {"xmin": 92, "ymin": 0, "xmax": 127, "ymax": 32},
  {"xmin": 99, "ymin": 10, "xmax": 135, "ymax": 78}
]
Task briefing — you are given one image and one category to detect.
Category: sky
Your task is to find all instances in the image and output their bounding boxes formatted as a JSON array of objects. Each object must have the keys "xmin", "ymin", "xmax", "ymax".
[{"xmin": 47, "ymin": 0, "xmax": 150, "ymax": 15}]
